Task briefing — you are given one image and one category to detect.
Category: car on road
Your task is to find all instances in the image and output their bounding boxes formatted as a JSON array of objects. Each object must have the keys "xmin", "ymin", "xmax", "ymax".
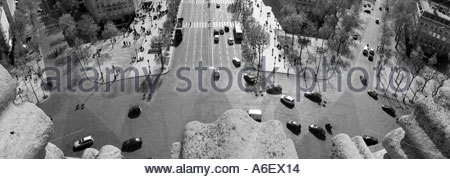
[
  {"xmin": 243, "ymin": 73, "xmax": 257, "ymax": 84},
  {"xmin": 214, "ymin": 35, "xmax": 219, "ymax": 43},
  {"xmin": 369, "ymin": 48, "xmax": 375, "ymax": 56},
  {"xmin": 382, "ymin": 105, "xmax": 396, "ymax": 117},
  {"xmin": 367, "ymin": 3, "xmax": 371, "ymax": 8},
  {"xmin": 309, "ymin": 125, "xmax": 326, "ymax": 141},
  {"xmin": 224, "ymin": 26, "xmax": 230, "ymax": 32},
  {"xmin": 280, "ymin": 95, "xmax": 295, "ymax": 107},
  {"xmin": 121, "ymin": 137, "xmax": 143, "ymax": 152},
  {"xmin": 360, "ymin": 75, "xmax": 367, "ymax": 86},
  {"xmin": 266, "ymin": 85, "xmax": 283, "ymax": 95},
  {"xmin": 368, "ymin": 54, "xmax": 374, "ymax": 61},
  {"xmin": 363, "ymin": 45, "xmax": 369, "ymax": 56},
  {"xmin": 248, "ymin": 109, "xmax": 262, "ymax": 122},
  {"xmin": 363, "ymin": 4, "xmax": 367, "ymax": 8},
  {"xmin": 286, "ymin": 121, "xmax": 301, "ymax": 135},
  {"xmin": 232, "ymin": 57, "xmax": 241, "ymax": 67},
  {"xmin": 353, "ymin": 34, "xmax": 358, "ymax": 40},
  {"xmin": 375, "ymin": 18, "xmax": 380, "ymax": 24},
  {"xmin": 364, "ymin": 9, "xmax": 371, "ymax": 14},
  {"xmin": 304, "ymin": 92, "xmax": 322, "ymax": 103},
  {"xmin": 219, "ymin": 29, "xmax": 224, "ymax": 35},
  {"xmin": 379, "ymin": 7, "xmax": 383, "ymax": 11},
  {"xmin": 228, "ymin": 38, "xmax": 234, "ymax": 45},
  {"xmin": 213, "ymin": 68, "xmax": 220, "ymax": 80},
  {"xmin": 216, "ymin": 3, "xmax": 220, "ymax": 8},
  {"xmin": 213, "ymin": 30, "xmax": 219, "ymax": 36},
  {"xmin": 73, "ymin": 136, "xmax": 94, "ymax": 151},
  {"xmin": 368, "ymin": 90, "xmax": 378, "ymax": 100},
  {"xmin": 362, "ymin": 135, "xmax": 379, "ymax": 146},
  {"xmin": 325, "ymin": 123, "xmax": 333, "ymax": 135}
]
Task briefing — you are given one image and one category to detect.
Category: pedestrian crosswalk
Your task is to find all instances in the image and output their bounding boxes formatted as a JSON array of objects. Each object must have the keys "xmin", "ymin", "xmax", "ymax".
[
  {"xmin": 182, "ymin": 21, "xmax": 237, "ymax": 28},
  {"xmin": 183, "ymin": 0, "xmax": 234, "ymax": 4}
]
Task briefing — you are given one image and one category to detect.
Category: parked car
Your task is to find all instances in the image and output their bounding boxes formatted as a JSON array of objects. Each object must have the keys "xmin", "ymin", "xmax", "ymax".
[
  {"xmin": 364, "ymin": 9, "xmax": 371, "ymax": 14},
  {"xmin": 232, "ymin": 57, "xmax": 241, "ymax": 67},
  {"xmin": 228, "ymin": 38, "xmax": 235, "ymax": 45},
  {"xmin": 280, "ymin": 95, "xmax": 295, "ymax": 107},
  {"xmin": 266, "ymin": 85, "xmax": 283, "ymax": 95},
  {"xmin": 248, "ymin": 109, "xmax": 262, "ymax": 122},
  {"xmin": 353, "ymin": 34, "xmax": 358, "ymax": 40},
  {"xmin": 368, "ymin": 90, "xmax": 378, "ymax": 100},
  {"xmin": 363, "ymin": 45, "xmax": 369, "ymax": 56},
  {"xmin": 382, "ymin": 105, "xmax": 396, "ymax": 117},
  {"xmin": 304, "ymin": 92, "xmax": 322, "ymax": 103},
  {"xmin": 369, "ymin": 48, "xmax": 375, "ymax": 56},
  {"xmin": 219, "ymin": 29, "xmax": 224, "ymax": 35},
  {"xmin": 375, "ymin": 18, "xmax": 380, "ymax": 24},
  {"xmin": 243, "ymin": 73, "xmax": 257, "ymax": 84},
  {"xmin": 121, "ymin": 137, "xmax": 143, "ymax": 152},
  {"xmin": 363, "ymin": 135, "xmax": 379, "ymax": 146},
  {"xmin": 368, "ymin": 54, "xmax": 374, "ymax": 61},
  {"xmin": 224, "ymin": 26, "xmax": 230, "ymax": 32},
  {"xmin": 213, "ymin": 29, "xmax": 219, "ymax": 35},
  {"xmin": 216, "ymin": 3, "xmax": 220, "ymax": 8},
  {"xmin": 379, "ymin": 7, "xmax": 383, "ymax": 11},
  {"xmin": 73, "ymin": 136, "xmax": 94, "ymax": 151},
  {"xmin": 367, "ymin": 3, "xmax": 371, "ymax": 8},
  {"xmin": 287, "ymin": 121, "xmax": 301, "ymax": 135},
  {"xmin": 309, "ymin": 125, "xmax": 326, "ymax": 141}
]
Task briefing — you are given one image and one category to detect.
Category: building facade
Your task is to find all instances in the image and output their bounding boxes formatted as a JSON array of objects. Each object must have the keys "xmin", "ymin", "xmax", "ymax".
[
  {"xmin": 84, "ymin": 0, "xmax": 142, "ymax": 21},
  {"xmin": 415, "ymin": 0, "xmax": 450, "ymax": 54}
]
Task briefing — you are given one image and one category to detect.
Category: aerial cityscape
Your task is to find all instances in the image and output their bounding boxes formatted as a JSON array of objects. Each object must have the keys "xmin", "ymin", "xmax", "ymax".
[{"xmin": 0, "ymin": 0, "xmax": 449, "ymax": 159}]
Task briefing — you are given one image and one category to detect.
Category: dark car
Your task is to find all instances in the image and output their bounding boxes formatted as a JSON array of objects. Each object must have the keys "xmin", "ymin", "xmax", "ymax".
[
  {"xmin": 382, "ymin": 105, "xmax": 396, "ymax": 117},
  {"xmin": 325, "ymin": 124, "xmax": 333, "ymax": 135},
  {"xmin": 266, "ymin": 85, "xmax": 283, "ymax": 95},
  {"xmin": 353, "ymin": 34, "xmax": 358, "ymax": 40},
  {"xmin": 213, "ymin": 69, "xmax": 220, "ymax": 81},
  {"xmin": 243, "ymin": 73, "xmax": 257, "ymax": 85},
  {"xmin": 213, "ymin": 30, "xmax": 219, "ymax": 36},
  {"xmin": 379, "ymin": 7, "xmax": 383, "ymax": 11},
  {"xmin": 368, "ymin": 54, "xmax": 374, "ymax": 61},
  {"xmin": 304, "ymin": 92, "xmax": 322, "ymax": 104},
  {"xmin": 362, "ymin": 135, "xmax": 379, "ymax": 146},
  {"xmin": 364, "ymin": 9, "xmax": 371, "ymax": 14},
  {"xmin": 287, "ymin": 121, "xmax": 301, "ymax": 135},
  {"xmin": 368, "ymin": 90, "xmax": 378, "ymax": 100},
  {"xmin": 360, "ymin": 75, "xmax": 367, "ymax": 86},
  {"xmin": 224, "ymin": 26, "xmax": 230, "ymax": 32},
  {"xmin": 232, "ymin": 57, "xmax": 241, "ymax": 67},
  {"xmin": 216, "ymin": 3, "xmax": 220, "ymax": 8},
  {"xmin": 219, "ymin": 29, "xmax": 224, "ymax": 35},
  {"xmin": 375, "ymin": 19, "xmax": 380, "ymax": 24},
  {"xmin": 309, "ymin": 125, "xmax": 326, "ymax": 141},
  {"xmin": 121, "ymin": 137, "xmax": 143, "ymax": 152}
]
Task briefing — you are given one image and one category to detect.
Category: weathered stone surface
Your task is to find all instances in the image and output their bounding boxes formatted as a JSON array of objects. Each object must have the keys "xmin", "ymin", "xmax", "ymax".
[
  {"xmin": 0, "ymin": 65, "xmax": 16, "ymax": 112},
  {"xmin": 382, "ymin": 128, "xmax": 421, "ymax": 159},
  {"xmin": 373, "ymin": 149, "xmax": 390, "ymax": 159},
  {"xmin": 180, "ymin": 109, "xmax": 298, "ymax": 159},
  {"xmin": 45, "ymin": 143, "xmax": 65, "ymax": 159},
  {"xmin": 351, "ymin": 136, "xmax": 374, "ymax": 159},
  {"xmin": 0, "ymin": 103, "xmax": 53, "ymax": 159},
  {"xmin": 412, "ymin": 88, "xmax": 450, "ymax": 158},
  {"xmin": 330, "ymin": 134, "xmax": 363, "ymax": 159},
  {"xmin": 96, "ymin": 145, "xmax": 122, "ymax": 159},
  {"xmin": 82, "ymin": 148, "xmax": 99, "ymax": 159},
  {"xmin": 170, "ymin": 142, "xmax": 181, "ymax": 159},
  {"xmin": 397, "ymin": 115, "xmax": 445, "ymax": 159}
]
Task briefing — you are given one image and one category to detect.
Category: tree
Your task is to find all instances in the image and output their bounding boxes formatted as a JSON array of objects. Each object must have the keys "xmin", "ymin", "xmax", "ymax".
[
  {"xmin": 420, "ymin": 66, "xmax": 439, "ymax": 94},
  {"xmin": 245, "ymin": 20, "xmax": 269, "ymax": 81},
  {"xmin": 402, "ymin": 48, "xmax": 425, "ymax": 103},
  {"xmin": 282, "ymin": 14, "xmax": 305, "ymax": 49},
  {"xmin": 59, "ymin": 13, "xmax": 78, "ymax": 45},
  {"xmin": 101, "ymin": 21, "xmax": 120, "ymax": 39},
  {"xmin": 77, "ymin": 14, "xmax": 100, "ymax": 42},
  {"xmin": 390, "ymin": 0, "xmax": 416, "ymax": 51},
  {"xmin": 151, "ymin": 35, "xmax": 165, "ymax": 70},
  {"xmin": 431, "ymin": 72, "xmax": 450, "ymax": 97}
]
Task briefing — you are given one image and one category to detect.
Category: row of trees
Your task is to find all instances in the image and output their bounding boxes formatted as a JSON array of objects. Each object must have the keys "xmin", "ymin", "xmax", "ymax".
[{"xmin": 59, "ymin": 13, "xmax": 120, "ymax": 47}]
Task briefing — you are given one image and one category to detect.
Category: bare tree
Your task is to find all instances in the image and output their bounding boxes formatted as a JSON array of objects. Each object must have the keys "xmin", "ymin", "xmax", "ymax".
[{"xmin": 431, "ymin": 71, "xmax": 450, "ymax": 97}]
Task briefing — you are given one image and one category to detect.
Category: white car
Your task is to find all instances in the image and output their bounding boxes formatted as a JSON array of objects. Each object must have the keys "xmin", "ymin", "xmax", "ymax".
[
  {"xmin": 281, "ymin": 95, "xmax": 295, "ymax": 106},
  {"xmin": 369, "ymin": 48, "xmax": 375, "ymax": 56},
  {"xmin": 248, "ymin": 109, "xmax": 262, "ymax": 122},
  {"xmin": 363, "ymin": 45, "xmax": 369, "ymax": 55},
  {"xmin": 214, "ymin": 35, "xmax": 219, "ymax": 43},
  {"xmin": 73, "ymin": 136, "xmax": 94, "ymax": 150}
]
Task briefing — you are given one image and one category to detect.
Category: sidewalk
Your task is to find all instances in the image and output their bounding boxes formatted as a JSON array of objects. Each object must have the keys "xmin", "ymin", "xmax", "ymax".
[{"xmin": 81, "ymin": 0, "xmax": 171, "ymax": 84}]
